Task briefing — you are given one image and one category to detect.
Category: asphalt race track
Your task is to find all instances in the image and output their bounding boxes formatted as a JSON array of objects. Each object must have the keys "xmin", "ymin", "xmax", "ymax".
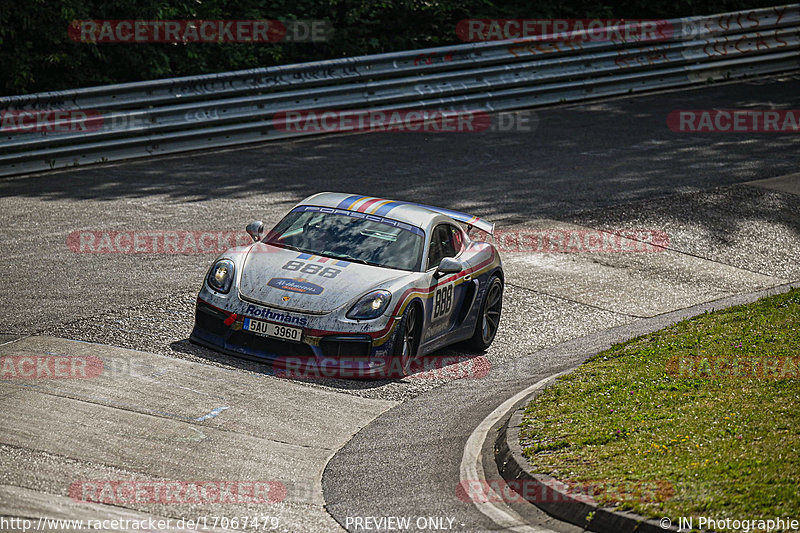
[{"xmin": 1, "ymin": 72, "xmax": 799, "ymax": 532}]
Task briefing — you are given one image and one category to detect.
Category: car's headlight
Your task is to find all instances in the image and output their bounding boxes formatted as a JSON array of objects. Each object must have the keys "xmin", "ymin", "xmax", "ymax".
[
  {"xmin": 347, "ymin": 290, "xmax": 392, "ymax": 320},
  {"xmin": 206, "ymin": 259, "xmax": 235, "ymax": 294}
]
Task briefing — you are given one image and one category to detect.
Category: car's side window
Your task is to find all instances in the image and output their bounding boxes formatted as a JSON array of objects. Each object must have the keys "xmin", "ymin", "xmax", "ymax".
[
  {"xmin": 448, "ymin": 225, "xmax": 464, "ymax": 253},
  {"xmin": 427, "ymin": 227, "xmax": 443, "ymax": 270},
  {"xmin": 427, "ymin": 225, "xmax": 458, "ymax": 270}
]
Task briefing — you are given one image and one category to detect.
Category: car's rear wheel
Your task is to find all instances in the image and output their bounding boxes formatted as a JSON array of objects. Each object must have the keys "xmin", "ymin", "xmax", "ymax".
[
  {"xmin": 392, "ymin": 303, "xmax": 420, "ymax": 376},
  {"xmin": 466, "ymin": 275, "xmax": 503, "ymax": 351}
]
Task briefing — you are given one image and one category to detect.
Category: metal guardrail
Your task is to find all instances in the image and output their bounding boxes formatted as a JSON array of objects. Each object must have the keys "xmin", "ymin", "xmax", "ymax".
[{"xmin": 1, "ymin": 5, "xmax": 798, "ymax": 177}]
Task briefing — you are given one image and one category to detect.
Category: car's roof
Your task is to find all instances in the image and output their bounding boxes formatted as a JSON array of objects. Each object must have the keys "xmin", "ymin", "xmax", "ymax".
[
  {"xmin": 297, "ymin": 192, "xmax": 444, "ymax": 227},
  {"xmin": 295, "ymin": 192, "xmax": 495, "ymax": 234}
]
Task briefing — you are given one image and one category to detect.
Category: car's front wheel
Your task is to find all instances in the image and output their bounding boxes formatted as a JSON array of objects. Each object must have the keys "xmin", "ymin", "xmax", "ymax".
[
  {"xmin": 466, "ymin": 275, "xmax": 503, "ymax": 351},
  {"xmin": 392, "ymin": 303, "xmax": 420, "ymax": 376}
]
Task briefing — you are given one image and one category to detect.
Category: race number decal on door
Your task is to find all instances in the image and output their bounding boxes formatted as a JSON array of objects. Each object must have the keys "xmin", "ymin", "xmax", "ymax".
[{"xmin": 433, "ymin": 283, "xmax": 454, "ymax": 320}]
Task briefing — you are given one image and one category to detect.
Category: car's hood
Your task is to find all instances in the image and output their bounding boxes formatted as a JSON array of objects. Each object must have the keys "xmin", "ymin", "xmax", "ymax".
[{"xmin": 238, "ymin": 243, "xmax": 405, "ymax": 314}]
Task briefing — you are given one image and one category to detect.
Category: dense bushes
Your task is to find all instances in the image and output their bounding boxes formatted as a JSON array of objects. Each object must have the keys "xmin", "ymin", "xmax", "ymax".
[{"xmin": 0, "ymin": 0, "xmax": 781, "ymax": 95}]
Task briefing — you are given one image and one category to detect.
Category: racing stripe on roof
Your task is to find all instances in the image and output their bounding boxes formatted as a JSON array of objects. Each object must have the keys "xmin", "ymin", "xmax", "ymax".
[
  {"xmin": 297, "ymin": 253, "xmax": 351, "ymax": 267},
  {"xmin": 346, "ymin": 196, "xmax": 370, "ymax": 210},
  {"xmin": 356, "ymin": 197, "xmax": 383, "ymax": 212},
  {"xmin": 373, "ymin": 201, "xmax": 402, "ymax": 216},
  {"xmin": 337, "ymin": 195, "xmax": 366, "ymax": 209}
]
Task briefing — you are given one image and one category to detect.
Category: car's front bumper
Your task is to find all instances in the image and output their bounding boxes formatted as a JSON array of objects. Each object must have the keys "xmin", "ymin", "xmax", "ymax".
[{"xmin": 190, "ymin": 296, "xmax": 405, "ymax": 378}]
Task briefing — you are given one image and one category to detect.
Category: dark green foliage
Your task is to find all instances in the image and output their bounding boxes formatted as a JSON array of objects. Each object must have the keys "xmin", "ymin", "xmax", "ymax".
[{"xmin": 0, "ymin": 0, "xmax": 782, "ymax": 95}]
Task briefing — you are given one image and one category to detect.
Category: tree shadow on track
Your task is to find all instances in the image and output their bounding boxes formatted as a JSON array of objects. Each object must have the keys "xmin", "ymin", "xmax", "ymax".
[{"xmin": 2, "ymin": 74, "xmax": 799, "ymax": 226}]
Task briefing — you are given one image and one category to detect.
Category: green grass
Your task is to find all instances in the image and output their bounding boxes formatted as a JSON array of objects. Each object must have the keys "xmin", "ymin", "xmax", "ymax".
[{"xmin": 520, "ymin": 288, "xmax": 800, "ymax": 522}]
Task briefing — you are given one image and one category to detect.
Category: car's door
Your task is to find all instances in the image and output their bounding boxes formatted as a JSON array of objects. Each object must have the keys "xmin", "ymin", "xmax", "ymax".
[{"xmin": 423, "ymin": 224, "xmax": 470, "ymax": 342}]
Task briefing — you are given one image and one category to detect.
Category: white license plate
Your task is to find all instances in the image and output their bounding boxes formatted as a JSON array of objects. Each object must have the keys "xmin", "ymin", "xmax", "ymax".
[{"xmin": 243, "ymin": 318, "xmax": 303, "ymax": 343}]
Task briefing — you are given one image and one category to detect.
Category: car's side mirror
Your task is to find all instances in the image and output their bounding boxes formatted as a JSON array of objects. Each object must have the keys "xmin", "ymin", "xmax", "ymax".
[
  {"xmin": 246, "ymin": 221, "xmax": 264, "ymax": 242},
  {"xmin": 436, "ymin": 257, "xmax": 463, "ymax": 277}
]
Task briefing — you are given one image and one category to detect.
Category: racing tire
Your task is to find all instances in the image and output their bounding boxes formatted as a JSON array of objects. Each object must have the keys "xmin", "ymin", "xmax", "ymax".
[
  {"xmin": 465, "ymin": 275, "xmax": 503, "ymax": 351},
  {"xmin": 392, "ymin": 303, "xmax": 420, "ymax": 377}
]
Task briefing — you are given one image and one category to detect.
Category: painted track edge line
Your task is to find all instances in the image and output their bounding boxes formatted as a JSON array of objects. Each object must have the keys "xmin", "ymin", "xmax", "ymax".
[{"xmin": 459, "ymin": 370, "xmax": 569, "ymax": 533}]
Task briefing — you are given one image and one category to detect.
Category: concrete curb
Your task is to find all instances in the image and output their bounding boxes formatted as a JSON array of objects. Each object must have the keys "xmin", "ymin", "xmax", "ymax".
[{"xmin": 494, "ymin": 281, "xmax": 800, "ymax": 533}]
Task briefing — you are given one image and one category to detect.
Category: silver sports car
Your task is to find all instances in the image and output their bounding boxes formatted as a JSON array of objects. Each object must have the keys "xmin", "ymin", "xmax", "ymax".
[{"xmin": 190, "ymin": 192, "xmax": 503, "ymax": 377}]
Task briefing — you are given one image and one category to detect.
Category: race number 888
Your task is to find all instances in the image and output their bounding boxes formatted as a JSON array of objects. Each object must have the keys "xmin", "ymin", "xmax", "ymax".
[
  {"xmin": 433, "ymin": 284, "xmax": 453, "ymax": 319},
  {"xmin": 282, "ymin": 260, "xmax": 341, "ymax": 278}
]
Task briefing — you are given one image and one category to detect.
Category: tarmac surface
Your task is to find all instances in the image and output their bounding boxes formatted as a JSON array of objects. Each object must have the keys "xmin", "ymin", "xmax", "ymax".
[{"xmin": 0, "ymin": 72, "xmax": 798, "ymax": 531}]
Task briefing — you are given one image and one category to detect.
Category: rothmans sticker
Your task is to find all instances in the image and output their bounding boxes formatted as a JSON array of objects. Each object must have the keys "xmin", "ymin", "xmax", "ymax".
[{"xmin": 268, "ymin": 278, "xmax": 324, "ymax": 295}]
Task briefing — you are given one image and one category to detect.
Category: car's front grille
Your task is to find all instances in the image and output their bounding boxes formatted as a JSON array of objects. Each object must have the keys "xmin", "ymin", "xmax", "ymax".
[
  {"xmin": 228, "ymin": 331, "xmax": 315, "ymax": 357},
  {"xmin": 320, "ymin": 335, "xmax": 373, "ymax": 357}
]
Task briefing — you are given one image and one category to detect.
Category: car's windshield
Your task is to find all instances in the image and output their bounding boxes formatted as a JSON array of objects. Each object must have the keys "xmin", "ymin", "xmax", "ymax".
[{"xmin": 265, "ymin": 206, "xmax": 424, "ymax": 271}]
